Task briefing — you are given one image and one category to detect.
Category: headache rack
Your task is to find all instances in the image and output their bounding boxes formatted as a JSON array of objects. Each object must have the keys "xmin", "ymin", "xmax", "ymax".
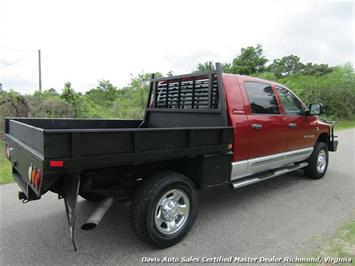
[
  {"xmin": 144, "ymin": 63, "xmax": 228, "ymax": 128},
  {"xmin": 153, "ymin": 72, "xmax": 220, "ymax": 109}
]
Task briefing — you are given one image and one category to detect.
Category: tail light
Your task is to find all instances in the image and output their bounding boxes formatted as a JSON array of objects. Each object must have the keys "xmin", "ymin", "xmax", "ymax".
[
  {"xmin": 50, "ymin": 160, "xmax": 64, "ymax": 167},
  {"xmin": 28, "ymin": 165, "xmax": 41, "ymax": 190},
  {"xmin": 34, "ymin": 170, "xmax": 41, "ymax": 189},
  {"xmin": 4, "ymin": 143, "xmax": 11, "ymax": 159}
]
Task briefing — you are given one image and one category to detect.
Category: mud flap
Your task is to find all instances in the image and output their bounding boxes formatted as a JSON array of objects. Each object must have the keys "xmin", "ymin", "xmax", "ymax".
[{"xmin": 62, "ymin": 173, "xmax": 80, "ymax": 251}]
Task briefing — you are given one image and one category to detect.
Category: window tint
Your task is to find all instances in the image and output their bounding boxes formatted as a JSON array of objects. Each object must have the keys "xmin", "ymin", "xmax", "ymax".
[
  {"xmin": 276, "ymin": 86, "xmax": 305, "ymax": 115},
  {"xmin": 245, "ymin": 82, "xmax": 280, "ymax": 114}
]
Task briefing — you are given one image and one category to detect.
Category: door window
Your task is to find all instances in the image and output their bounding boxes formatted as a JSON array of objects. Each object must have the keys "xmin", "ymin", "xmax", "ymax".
[
  {"xmin": 276, "ymin": 86, "xmax": 305, "ymax": 115},
  {"xmin": 245, "ymin": 82, "xmax": 280, "ymax": 114}
]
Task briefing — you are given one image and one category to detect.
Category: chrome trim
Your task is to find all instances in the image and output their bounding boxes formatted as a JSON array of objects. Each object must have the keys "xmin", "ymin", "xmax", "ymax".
[
  {"xmin": 249, "ymin": 148, "xmax": 313, "ymax": 167},
  {"xmin": 154, "ymin": 189, "xmax": 190, "ymax": 235},
  {"xmin": 231, "ymin": 160, "xmax": 248, "ymax": 179},
  {"xmin": 303, "ymin": 134, "xmax": 315, "ymax": 139},
  {"xmin": 316, "ymin": 150, "xmax": 327, "ymax": 173},
  {"xmin": 232, "ymin": 178, "xmax": 259, "ymax": 188},
  {"xmin": 231, "ymin": 147, "xmax": 313, "ymax": 181},
  {"xmin": 249, "ymin": 154, "xmax": 284, "ymax": 167},
  {"xmin": 251, "ymin": 123, "xmax": 263, "ymax": 129},
  {"xmin": 232, "ymin": 110, "xmax": 244, "ymax": 114},
  {"xmin": 231, "ymin": 162, "xmax": 309, "ymax": 189}
]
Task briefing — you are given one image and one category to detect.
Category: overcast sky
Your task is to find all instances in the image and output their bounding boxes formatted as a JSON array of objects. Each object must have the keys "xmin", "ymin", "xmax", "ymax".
[{"xmin": 0, "ymin": 0, "xmax": 353, "ymax": 94}]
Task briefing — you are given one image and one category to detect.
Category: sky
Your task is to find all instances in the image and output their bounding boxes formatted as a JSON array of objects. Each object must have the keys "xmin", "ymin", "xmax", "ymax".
[{"xmin": 0, "ymin": 0, "xmax": 353, "ymax": 94}]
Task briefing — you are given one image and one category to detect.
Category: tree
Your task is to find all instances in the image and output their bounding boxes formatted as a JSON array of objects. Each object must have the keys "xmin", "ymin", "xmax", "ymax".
[
  {"xmin": 194, "ymin": 61, "xmax": 232, "ymax": 73},
  {"xmin": 60, "ymin": 82, "xmax": 83, "ymax": 116},
  {"xmin": 301, "ymin": 63, "xmax": 333, "ymax": 76},
  {"xmin": 61, "ymin": 82, "xmax": 77, "ymax": 105},
  {"xmin": 85, "ymin": 80, "xmax": 118, "ymax": 105},
  {"xmin": 95, "ymin": 80, "xmax": 118, "ymax": 102},
  {"xmin": 47, "ymin": 88, "xmax": 59, "ymax": 96},
  {"xmin": 229, "ymin": 44, "xmax": 268, "ymax": 75},
  {"xmin": 268, "ymin": 55, "xmax": 304, "ymax": 78},
  {"xmin": 194, "ymin": 61, "xmax": 215, "ymax": 72}
]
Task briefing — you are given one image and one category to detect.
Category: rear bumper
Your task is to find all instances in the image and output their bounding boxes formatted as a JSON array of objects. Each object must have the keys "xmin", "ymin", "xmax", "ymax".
[
  {"xmin": 328, "ymin": 140, "xmax": 338, "ymax": 152},
  {"xmin": 5, "ymin": 135, "xmax": 44, "ymax": 200},
  {"xmin": 12, "ymin": 169, "xmax": 40, "ymax": 200}
]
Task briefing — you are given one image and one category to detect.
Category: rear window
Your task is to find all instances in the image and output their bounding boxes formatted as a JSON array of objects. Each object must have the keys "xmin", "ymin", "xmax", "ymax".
[{"xmin": 245, "ymin": 82, "xmax": 280, "ymax": 114}]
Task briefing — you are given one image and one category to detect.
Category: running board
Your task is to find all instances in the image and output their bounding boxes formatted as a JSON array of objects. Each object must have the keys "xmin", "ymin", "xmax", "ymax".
[{"xmin": 230, "ymin": 162, "xmax": 308, "ymax": 189}]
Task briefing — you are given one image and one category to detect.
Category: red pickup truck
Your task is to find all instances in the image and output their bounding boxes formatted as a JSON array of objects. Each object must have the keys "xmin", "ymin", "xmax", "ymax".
[{"xmin": 4, "ymin": 63, "xmax": 337, "ymax": 249}]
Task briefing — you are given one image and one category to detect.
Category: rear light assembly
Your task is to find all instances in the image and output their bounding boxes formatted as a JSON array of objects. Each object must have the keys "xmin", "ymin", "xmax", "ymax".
[
  {"xmin": 4, "ymin": 143, "xmax": 12, "ymax": 159},
  {"xmin": 28, "ymin": 164, "xmax": 41, "ymax": 190},
  {"xmin": 50, "ymin": 160, "xmax": 64, "ymax": 167}
]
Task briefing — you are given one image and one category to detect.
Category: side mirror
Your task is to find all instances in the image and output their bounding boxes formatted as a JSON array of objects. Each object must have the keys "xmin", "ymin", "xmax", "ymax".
[{"xmin": 308, "ymin": 103, "xmax": 324, "ymax": 115}]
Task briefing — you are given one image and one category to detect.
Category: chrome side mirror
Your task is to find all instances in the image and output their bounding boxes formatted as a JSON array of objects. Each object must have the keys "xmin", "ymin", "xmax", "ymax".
[{"xmin": 309, "ymin": 103, "xmax": 324, "ymax": 115}]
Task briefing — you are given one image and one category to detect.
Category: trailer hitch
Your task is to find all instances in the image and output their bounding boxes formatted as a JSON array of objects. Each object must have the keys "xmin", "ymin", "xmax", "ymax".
[
  {"xmin": 18, "ymin": 191, "xmax": 29, "ymax": 203},
  {"xmin": 61, "ymin": 173, "xmax": 80, "ymax": 251}
]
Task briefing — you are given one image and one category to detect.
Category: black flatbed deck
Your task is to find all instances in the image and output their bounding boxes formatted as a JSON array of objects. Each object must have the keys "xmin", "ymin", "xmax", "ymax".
[
  {"xmin": 4, "ymin": 65, "xmax": 233, "ymax": 198},
  {"xmin": 5, "ymin": 118, "xmax": 232, "ymax": 171}
]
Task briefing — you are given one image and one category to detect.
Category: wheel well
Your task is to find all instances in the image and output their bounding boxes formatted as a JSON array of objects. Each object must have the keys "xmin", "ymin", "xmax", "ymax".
[
  {"xmin": 76, "ymin": 153, "xmax": 231, "ymax": 197},
  {"xmin": 316, "ymin": 132, "xmax": 329, "ymax": 145}
]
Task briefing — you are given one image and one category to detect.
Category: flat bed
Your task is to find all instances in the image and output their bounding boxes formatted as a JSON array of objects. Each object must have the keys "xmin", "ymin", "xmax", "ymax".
[{"xmin": 4, "ymin": 69, "xmax": 233, "ymax": 201}]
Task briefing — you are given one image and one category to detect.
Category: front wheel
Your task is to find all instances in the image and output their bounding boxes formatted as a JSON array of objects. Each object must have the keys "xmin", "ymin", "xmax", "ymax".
[
  {"xmin": 304, "ymin": 142, "xmax": 329, "ymax": 179},
  {"xmin": 130, "ymin": 171, "xmax": 197, "ymax": 248}
]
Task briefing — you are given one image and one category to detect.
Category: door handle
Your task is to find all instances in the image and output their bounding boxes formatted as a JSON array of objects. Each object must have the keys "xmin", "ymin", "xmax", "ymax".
[
  {"xmin": 251, "ymin": 123, "xmax": 263, "ymax": 129},
  {"xmin": 288, "ymin": 123, "xmax": 297, "ymax": 128}
]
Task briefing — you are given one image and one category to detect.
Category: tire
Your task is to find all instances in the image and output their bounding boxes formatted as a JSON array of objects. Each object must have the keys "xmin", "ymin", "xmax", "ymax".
[
  {"xmin": 304, "ymin": 142, "xmax": 329, "ymax": 179},
  {"xmin": 130, "ymin": 171, "xmax": 197, "ymax": 248}
]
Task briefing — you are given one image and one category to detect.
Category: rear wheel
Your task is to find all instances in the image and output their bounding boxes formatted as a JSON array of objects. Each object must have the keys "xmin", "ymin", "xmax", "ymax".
[
  {"xmin": 130, "ymin": 171, "xmax": 197, "ymax": 248},
  {"xmin": 304, "ymin": 142, "xmax": 329, "ymax": 179}
]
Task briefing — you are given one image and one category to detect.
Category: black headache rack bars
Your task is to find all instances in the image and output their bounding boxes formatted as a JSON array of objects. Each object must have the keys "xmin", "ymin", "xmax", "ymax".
[{"xmin": 143, "ymin": 62, "xmax": 228, "ymax": 128}]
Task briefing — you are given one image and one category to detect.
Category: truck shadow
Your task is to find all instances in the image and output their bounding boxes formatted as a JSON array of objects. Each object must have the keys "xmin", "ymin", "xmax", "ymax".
[
  {"xmin": 1, "ymin": 170, "xmax": 315, "ymax": 264},
  {"xmin": 77, "ymin": 170, "xmax": 310, "ymax": 249}
]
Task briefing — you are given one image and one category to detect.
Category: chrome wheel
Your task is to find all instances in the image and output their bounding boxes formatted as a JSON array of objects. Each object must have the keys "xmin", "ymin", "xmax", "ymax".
[
  {"xmin": 154, "ymin": 188, "xmax": 190, "ymax": 235},
  {"xmin": 317, "ymin": 149, "xmax": 327, "ymax": 173}
]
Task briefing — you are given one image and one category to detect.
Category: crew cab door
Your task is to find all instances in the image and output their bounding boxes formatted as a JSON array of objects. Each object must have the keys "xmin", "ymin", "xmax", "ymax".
[
  {"xmin": 243, "ymin": 81, "xmax": 287, "ymax": 158},
  {"xmin": 275, "ymin": 86, "xmax": 315, "ymax": 150}
]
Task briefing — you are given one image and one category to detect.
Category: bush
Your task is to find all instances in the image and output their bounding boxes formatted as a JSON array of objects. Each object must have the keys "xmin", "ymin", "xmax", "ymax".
[
  {"xmin": 29, "ymin": 97, "xmax": 74, "ymax": 118},
  {"xmin": 0, "ymin": 90, "xmax": 30, "ymax": 134},
  {"xmin": 280, "ymin": 65, "xmax": 355, "ymax": 120}
]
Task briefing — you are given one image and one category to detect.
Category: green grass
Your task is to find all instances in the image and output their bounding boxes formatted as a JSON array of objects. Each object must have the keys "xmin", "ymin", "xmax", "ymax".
[
  {"xmin": 299, "ymin": 218, "xmax": 355, "ymax": 266},
  {"xmin": 0, "ymin": 140, "xmax": 13, "ymax": 184},
  {"xmin": 336, "ymin": 120, "xmax": 355, "ymax": 131}
]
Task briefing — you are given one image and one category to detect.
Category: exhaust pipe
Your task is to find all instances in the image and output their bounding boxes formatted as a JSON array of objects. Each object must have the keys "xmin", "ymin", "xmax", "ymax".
[{"xmin": 81, "ymin": 196, "xmax": 114, "ymax": 230}]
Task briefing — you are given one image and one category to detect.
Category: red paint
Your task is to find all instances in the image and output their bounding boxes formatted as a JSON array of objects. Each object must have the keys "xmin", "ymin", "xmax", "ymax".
[
  {"xmin": 50, "ymin": 160, "xmax": 64, "ymax": 167},
  {"xmin": 222, "ymin": 74, "xmax": 331, "ymax": 162},
  {"xmin": 223, "ymin": 74, "xmax": 250, "ymax": 161}
]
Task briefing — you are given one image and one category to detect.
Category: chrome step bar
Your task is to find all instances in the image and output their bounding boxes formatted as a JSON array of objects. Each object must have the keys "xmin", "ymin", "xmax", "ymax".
[{"xmin": 230, "ymin": 162, "xmax": 308, "ymax": 189}]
